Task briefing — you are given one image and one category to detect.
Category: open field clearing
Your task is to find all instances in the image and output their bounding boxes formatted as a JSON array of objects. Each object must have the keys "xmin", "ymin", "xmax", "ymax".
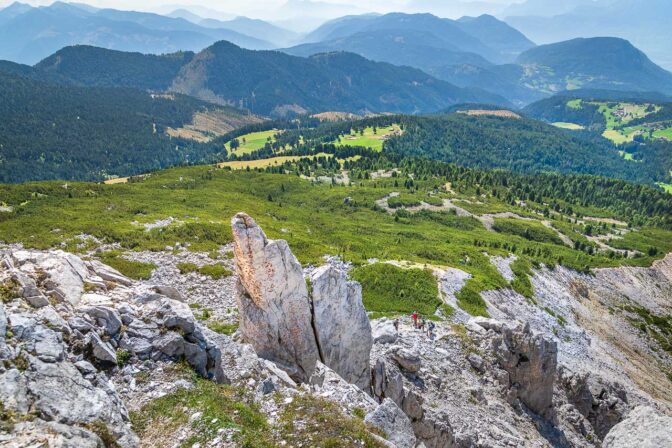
[
  {"xmin": 226, "ymin": 129, "xmax": 280, "ymax": 155},
  {"xmin": 458, "ymin": 109, "xmax": 521, "ymax": 119},
  {"xmin": 552, "ymin": 122, "xmax": 585, "ymax": 130},
  {"xmin": 218, "ymin": 153, "xmax": 331, "ymax": 170},
  {"xmin": 333, "ymin": 125, "xmax": 402, "ymax": 151}
]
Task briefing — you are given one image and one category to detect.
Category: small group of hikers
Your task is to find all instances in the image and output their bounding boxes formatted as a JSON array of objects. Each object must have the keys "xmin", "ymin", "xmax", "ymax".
[{"xmin": 394, "ymin": 311, "xmax": 435, "ymax": 339}]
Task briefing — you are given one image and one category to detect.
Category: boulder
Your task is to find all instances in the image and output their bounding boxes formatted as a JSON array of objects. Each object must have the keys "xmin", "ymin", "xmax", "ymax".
[
  {"xmin": 152, "ymin": 285, "xmax": 184, "ymax": 302},
  {"xmin": 83, "ymin": 306, "xmax": 122, "ymax": 336},
  {"xmin": 2, "ymin": 419, "xmax": 104, "ymax": 448},
  {"xmin": 365, "ymin": 398, "xmax": 417, "ymax": 448},
  {"xmin": 231, "ymin": 213, "xmax": 319, "ymax": 383},
  {"xmin": 33, "ymin": 327, "xmax": 65, "ymax": 363},
  {"xmin": 372, "ymin": 319, "xmax": 399, "ymax": 344},
  {"xmin": 390, "ymin": 346, "xmax": 422, "ymax": 373},
  {"xmin": 11, "ymin": 271, "xmax": 49, "ymax": 308},
  {"xmin": 372, "ymin": 358, "xmax": 405, "ymax": 406},
  {"xmin": 12, "ymin": 250, "xmax": 88, "ymax": 305},
  {"xmin": 88, "ymin": 332, "xmax": 117, "ymax": 365},
  {"xmin": 310, "ymin": 265, "xmax": 372, "ymax": 391},
  {"xmin": 603, "ymin": 406, "xmax": 672, "ymax": 448}
]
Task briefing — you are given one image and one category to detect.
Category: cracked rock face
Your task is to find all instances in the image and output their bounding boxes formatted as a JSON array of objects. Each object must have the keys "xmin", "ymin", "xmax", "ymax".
[
  {"xmin": 232, "ymin": 213, "xmax": 320, "ymax": 383},
  {"xmin": 475, "ymin": 318, "xmax": 558, "ymax": 415},
  {"xmin": 310, "ymin": 265, "xmax": 372, "ymax": 391},
  {"xmin": 232, "ymin": 213, "xmax": 373, "ymax": 389}
]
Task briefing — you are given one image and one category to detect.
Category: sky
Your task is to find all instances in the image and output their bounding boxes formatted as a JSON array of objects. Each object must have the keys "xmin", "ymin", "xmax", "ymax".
[{"xmin": 0, "ymin": 0, "xmax": 527, "ymax": 20}]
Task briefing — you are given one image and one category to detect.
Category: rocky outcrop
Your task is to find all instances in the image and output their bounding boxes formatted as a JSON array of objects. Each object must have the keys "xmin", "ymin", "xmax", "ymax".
[
  {"xmin": 231, "ymin": 213, "xmax": 320, "ymax": 383},
  {"xmin": 473, "ymin": 317, "xmax": 558, "ymax": 416},
  {"xmin": 602, "ymin": 406, "xmax": 672, "ymax": 448},
  {"xmin": 231, "ymin": 213, "xmax": 372, "ymax": 388},
  {"xmin": 365, "ymin": 398, "xmax": 417, "ymax": 448},
  {"xmin": 310, "ymin": 265, "xmax": 372, "ymax": 391},
  {"xmin": 0, "ymin": 247, "xmax": 236, "ymax": 447},
  {"xmin": 558, "ymin": 366, "xmax": 629, "ymax": 439}
]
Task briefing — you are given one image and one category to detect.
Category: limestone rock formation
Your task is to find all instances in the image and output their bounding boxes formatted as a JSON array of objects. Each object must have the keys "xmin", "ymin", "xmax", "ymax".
[
  {"xmin": 310, "ymin": 265, "xmax": 372, "ymax": 391},
  {"xmin": 602, "ymin": 406, "xmax": 672, "ymax": 448},
  {"xmin": 474, "ymin": 318, "xmax": 558, "ymax": 415},
  {"xmin": 231, "ymin": 213, "xmax": 320, "ymax": 383},
  {"xmin": 231, "ymin": 213, "xmax": 373, "ymax": 388}
]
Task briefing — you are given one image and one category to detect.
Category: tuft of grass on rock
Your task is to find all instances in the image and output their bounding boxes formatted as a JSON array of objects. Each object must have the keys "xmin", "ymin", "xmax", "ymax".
[
  {"xmin": 278, "ymin": 394, "xmax": 386, "ymax": 447},
  {"xmin": 130, "ymin": 379, "xmax": 272, "ymax": 448},
  {"xmin": 96, "ymin": 251, "xmax": 155, "ymax": 280}
]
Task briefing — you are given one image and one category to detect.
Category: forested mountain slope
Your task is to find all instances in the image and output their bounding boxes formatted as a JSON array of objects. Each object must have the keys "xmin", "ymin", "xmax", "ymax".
[{"xmin": 0, "ymin": 70, "xmax": 260, "ymax": 182}]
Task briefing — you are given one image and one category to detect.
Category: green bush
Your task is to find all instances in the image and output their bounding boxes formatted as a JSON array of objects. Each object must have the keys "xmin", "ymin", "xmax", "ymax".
[
  {"xmin": 456, "ymin": 283, "xmax": 489, "ymax": 317},
  {"xmin": 492, "ymin": 218, "xmax": 564, "ymax": 245},
  {"xmin": 350, "ymin": 263, "xmax": 440, "ymax": 316}
]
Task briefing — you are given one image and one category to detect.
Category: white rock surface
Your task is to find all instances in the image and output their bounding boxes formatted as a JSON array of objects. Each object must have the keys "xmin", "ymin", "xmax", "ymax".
[
  {"xmin": 231, "ymin": 213, "xmax": 319, "ymax": 383},
  {"xmin": 365, "ymin": 398, "xmax": 417, "ymax": 448},
  {"xmin": 603, "ymin": 406, "xmax": 672, "ymax": 448},
  {"xmin": 310, "ymin": 265, "xmax": 372, "ymax": 391}
]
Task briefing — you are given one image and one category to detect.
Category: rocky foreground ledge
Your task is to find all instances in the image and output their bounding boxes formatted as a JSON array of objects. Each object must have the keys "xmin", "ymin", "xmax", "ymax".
[{"xmin": 0, "ymin": 214, "xmax": 671, "ymax": 447}]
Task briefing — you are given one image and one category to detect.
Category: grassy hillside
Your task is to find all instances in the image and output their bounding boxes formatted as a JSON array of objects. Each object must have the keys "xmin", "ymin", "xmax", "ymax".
[{"xmin": 1, "ymin": 153, "xmax": 671, "ymax": 317}]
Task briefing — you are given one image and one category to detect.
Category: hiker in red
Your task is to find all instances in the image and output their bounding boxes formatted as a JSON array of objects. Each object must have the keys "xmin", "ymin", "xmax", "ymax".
[{"xmin": 412, "ymin": 311, "xmax": 418, "ymax": 328}]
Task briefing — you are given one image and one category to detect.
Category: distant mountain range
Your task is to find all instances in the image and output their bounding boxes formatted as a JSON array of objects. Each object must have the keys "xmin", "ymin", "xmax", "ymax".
[
  {"xmin": 16, "ymin": 42, "xmax": 508, "ymax": 116},
  {"xmin": 1, "ymin": 3, "xmax": 672, "ymax": 109},
  {"xmin": 0, "ymin": 2, "xmax": 278, "ymax": 64},
  {"xmin": 292, "ymin": 13, "xmax": 533, "ymax": 64},
  {"xmin": 282, "ymin": 12, "xmax": 672, "ymax": 106},
  {"xmin": 505, "ymin": 0, "xmax": 672, "ymax": 71}
]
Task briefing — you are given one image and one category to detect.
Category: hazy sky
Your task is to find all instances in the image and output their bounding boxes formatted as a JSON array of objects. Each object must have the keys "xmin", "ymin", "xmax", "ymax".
[{"xmin": 0, "ymin": 0, "xmax": 526, "ymax": 19}]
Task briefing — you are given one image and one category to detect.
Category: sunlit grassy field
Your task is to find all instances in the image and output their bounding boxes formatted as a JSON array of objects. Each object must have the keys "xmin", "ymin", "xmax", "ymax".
[
  {"xmin": 226, "ymin": 130, "xmax": 279, "ymax": 155},
  {"xmin": 333, "ymin": 125, "xmax": 401, "ymax": 151}
]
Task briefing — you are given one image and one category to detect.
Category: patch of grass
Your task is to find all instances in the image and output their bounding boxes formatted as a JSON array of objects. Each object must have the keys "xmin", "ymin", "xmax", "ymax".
[
  {"xmin": 177, "ymin": 262, "xmax": 233, "ymax": 280},
  {"xmin": 567, "ymin": 99, "xmax": 583, "ymax": 110},
  {"xmin": 351, "ymin": 263, "xmax": 440, "ymax": 316},
  {"xmin": 0, "ymin": 279, "xmax": 19, "ymax": 303},
  {"xmin": 227, "ymin": 130, "xmax": 279, "ymax": 155},
  {"xmin": 116, "ymin": 349, "xmax": 131, "ymax": 368},
  {"xmin": 333, "ymin": 125, "xmax": 401, "ymax": 151},
  {"xmin": 198, "ymin": 264, "xmax": 233, "ymax": 280},
  {"xmin": 620, "ymin": 304, "xmax": 672, "ymax": 355},
  {"xmin": 96, "ymin": 252, "xmax": 155, "ymax": 280},
  {"xmin": 130, "ymin": 379, "xmax": 272, "ymax": 448},
  {"xmin": 207, "ymin": 321, "xmax": 238, "ymax": 336},
  {"xmin": 278, "ymin": 394, "xmax": 386, "ymax": 447},
  {"xmin": 552, "ymin": 122, "xmax": 584, "ymax": 130}
]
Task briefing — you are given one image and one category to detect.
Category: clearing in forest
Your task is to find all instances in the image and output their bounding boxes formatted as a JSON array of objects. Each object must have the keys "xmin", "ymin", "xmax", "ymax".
[
  {"xmin": 333, "ymin": 124, "xmax": 402, "ymax": 151},
  {"xmin": 226, "ymin": 129, "xmax": 280, "ymax": 155}
]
